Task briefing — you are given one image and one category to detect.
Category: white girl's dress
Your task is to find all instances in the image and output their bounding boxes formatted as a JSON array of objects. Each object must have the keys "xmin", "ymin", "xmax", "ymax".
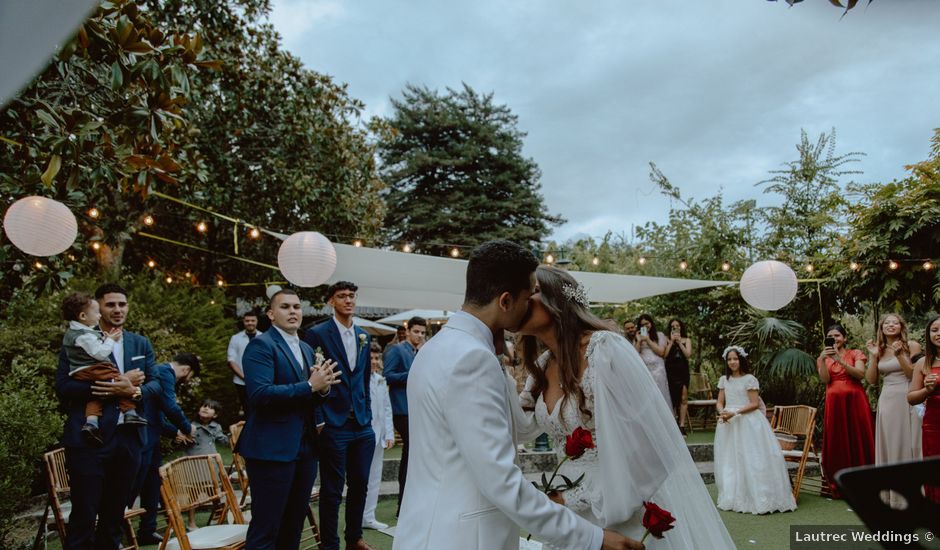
[{"xmin": 714, "ymin": 374, "xmax": 797, "ymax": 514}]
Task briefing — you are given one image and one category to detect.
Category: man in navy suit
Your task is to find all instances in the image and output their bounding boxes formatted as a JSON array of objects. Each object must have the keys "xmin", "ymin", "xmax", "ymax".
[
  {"xmin": 55, "ymin": 283, "xmax": 160, "ymax": 550},
  {"xmin": 382, "ymin": 316, "xmax": 427, "ymax": 515},
  {"xmin": 238, "ymin": 289, "xmax": 340, "ymax": 550},
  {"xmin": 133, "ymin": 353, "xmax": 199, "ymax": 545},
  {"xmin": 303, "ymin": 281, "xmax": 376, "ymax": 550}
]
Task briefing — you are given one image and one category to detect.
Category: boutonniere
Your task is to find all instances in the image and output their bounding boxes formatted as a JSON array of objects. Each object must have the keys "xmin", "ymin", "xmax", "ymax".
[
  {"xmin": 314, "ymin": 347, "xmax": 325, "ymax": 366},
  {"xmin": 358, "ymin": 333, "xmax": 367, "ymax": 350}
]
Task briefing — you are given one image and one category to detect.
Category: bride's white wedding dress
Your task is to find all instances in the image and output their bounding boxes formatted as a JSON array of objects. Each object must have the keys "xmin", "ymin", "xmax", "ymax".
[{"xmin": 517, "ymin": 331, "xmax": 735, "ymax": 549}]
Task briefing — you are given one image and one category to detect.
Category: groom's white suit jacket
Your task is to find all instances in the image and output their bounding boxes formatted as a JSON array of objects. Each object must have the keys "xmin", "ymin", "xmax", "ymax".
[{"xmin": 393, "ymin": 311, "xmax": 602, "ymax": 550}]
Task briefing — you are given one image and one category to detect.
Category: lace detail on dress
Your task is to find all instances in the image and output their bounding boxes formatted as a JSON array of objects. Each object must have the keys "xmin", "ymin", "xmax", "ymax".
[{"xmin": 533, "ymin": 332, "xmax": 605, "ymax": 514}]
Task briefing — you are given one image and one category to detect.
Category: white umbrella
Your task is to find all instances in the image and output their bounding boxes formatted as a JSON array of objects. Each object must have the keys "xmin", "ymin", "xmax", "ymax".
[
  {"xmin": 353, "ymin": 316, "xmax": 398, "ymax": 336},
  {"xmin": 377, "ymin": 309, "xmax": 455, "ymax": 325}
]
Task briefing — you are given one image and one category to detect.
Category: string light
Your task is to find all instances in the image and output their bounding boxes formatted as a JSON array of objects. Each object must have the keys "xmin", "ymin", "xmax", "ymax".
[
  {"xmin": 147, "ymin": 260, "xmax": 156, "ymax": 268},
  {"xmin": 638, "ymin": 256, "xmax": 647, "ymax": 266},
  {"xmin": 34, "ymin": 261, "xmax": 43, "ymax": 269},
  {"xmin": 165, "ymin": 276, "xmax": 173, "ymax": 284},
  {"xmin": 888, "ymin": 260, "xmax": 899, "ymax": 271},
  {"xmin": 143, "ymin": 214, "xmax": 154, "ymax": 226},
  {"xmin": 353, "ymin": 239, "xmax": 362, "ymax": 247},
  {"xmin": 210, "ymin": 300, "xmax": 216, "ymax": 305},
  {"xmin": 184, "ymin": 271, "xmax": 192, "ymax": 278},
  {"xmin": 849, "ymin": 261, "xmax": 860, "ymax": 271},
  {"xmin": 924, "ymin": 261, "xmax": 935, "ymax": 271},
  {"xmin": 721, "ymin": 261, "xmax": 731, "ymax": 272},
  {"xmin": 805, "ymin": 264, "xmax": 815, "ymax": 273},
  {"xmin": 450, "ymin": 247, "xmax": 460, "ymax": 258},
  {"xmin": 216, "ymin": 279, "xmax": 225, "ymax": 287},
  {"xmin": 196, "ymin": 221, "xmax": 208, "ymax": 233},
  {"xmin": 87, "ymin": 207, "xmax": 100, "ymax": 219},
  {"xmin": 248, "ymin": 227, "xmax": 261, "ymax": 239},
  {"xmin": 679, "ymin": 260, "xmax": 688, "ymax": 271},
  {"xmin": 545, "ymin": 254, "xmax": 555, "ymax": 264},
  {"xmin": 592, "ymin": 256, "xmax": 600, "ymax": 266},
  {"xmin": 91, "ymin": 242, "xmax": 101, "ymax": 251},
  {"xmin": 402, "ymin": 243, "xmax": 412, "ymax": 253}
]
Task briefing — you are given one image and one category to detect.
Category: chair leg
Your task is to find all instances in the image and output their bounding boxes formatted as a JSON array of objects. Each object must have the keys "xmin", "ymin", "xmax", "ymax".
[
  {"xmin": 122, "ymin": 516, "xmax": 140, "ymax": 550},
  {"xmin": 32, "ymin": 505, "xmax": 50, "ymax": 550}
]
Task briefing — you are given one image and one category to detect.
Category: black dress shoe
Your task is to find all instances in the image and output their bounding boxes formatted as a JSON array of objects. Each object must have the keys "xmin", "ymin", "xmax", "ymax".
[
  {"xmin": 137, "ymin": 532, "xmax": 163, "ymax": 545},
  {"xmin": 123, "ymin": 412, "xmax": 148, "ymax": 425},
  {"xmin": 81, "ymin": 423, "xmax": 104, "ymax": 447}
]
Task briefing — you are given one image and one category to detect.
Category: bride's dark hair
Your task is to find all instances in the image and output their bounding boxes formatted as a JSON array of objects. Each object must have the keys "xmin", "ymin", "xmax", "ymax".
[{"xmin": 519, "ymin": 266, "xmax": 609, "ymax": 423}]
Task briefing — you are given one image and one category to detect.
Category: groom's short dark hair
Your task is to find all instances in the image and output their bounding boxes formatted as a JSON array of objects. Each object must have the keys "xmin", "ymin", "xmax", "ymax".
[{"xmin": 464, "ymin": 240, "xmax": 538, "ymax": 306}]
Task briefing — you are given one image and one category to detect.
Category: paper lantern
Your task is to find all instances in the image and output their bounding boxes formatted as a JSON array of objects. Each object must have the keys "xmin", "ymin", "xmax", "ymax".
[
  {"xmin": 739, "ymin": 260, "xmax": 798, "ymax": 311},
  {"xmin": 277, "ymin": 231, "xmax": 336, "ymax": 287},
  {"xmin": 265, "ymin": 284, "xmax": 283, "ymax": 299},
  {"xmin": 2, "ymin": 196, "xmax": 77, "ymax": 256}
]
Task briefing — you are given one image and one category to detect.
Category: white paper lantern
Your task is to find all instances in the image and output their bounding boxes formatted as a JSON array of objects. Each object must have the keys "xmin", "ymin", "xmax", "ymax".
[
  {"xmin": 2, "ymin": 196, "xmax": 78, "ymax": 256},
  {"xmin": 265, "ymin": 284, "xmax": 283, "ymax": 299},
  {"xmin": 739, "ymin": 260, "xmax": 798, "ymax": 311},
  {"xmin": 277, "ymin": 231, "xmax": 337, "ymax": 287}
]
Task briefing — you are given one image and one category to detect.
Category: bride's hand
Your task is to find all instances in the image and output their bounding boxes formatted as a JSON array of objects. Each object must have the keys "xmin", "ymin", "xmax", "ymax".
[
  {"xmin": 602, "ymin": 529, "xmax": 645, "ymax": 549},
  {"xmin": 547, "ymin": 490, "xmax": 565, "ymax": 506}
]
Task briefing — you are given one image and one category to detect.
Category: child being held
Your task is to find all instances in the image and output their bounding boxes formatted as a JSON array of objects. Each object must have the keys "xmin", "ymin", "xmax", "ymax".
[{"xmin": 62, "ymin": 292, "xmax": 146, "ymax": 446}]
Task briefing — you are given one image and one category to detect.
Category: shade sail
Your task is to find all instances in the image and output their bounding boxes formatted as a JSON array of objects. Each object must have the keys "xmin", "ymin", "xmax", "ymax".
[
  {"xmin": 326, "ymin": 243, "xmax": 731, "ymax": 310},
  {"xmin": 377, "ymin": 310, "xmax": 455, "ymax": 325},
  {"xmin": 352, "ymin": 316, "xmax": 397, "ymax": 336}
]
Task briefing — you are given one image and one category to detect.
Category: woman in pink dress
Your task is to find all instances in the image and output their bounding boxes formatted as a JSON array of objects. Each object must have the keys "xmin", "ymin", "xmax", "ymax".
[
  {"xmin": 816, "ymin": 324, "xmax": 874, "ymax": 498},
  {"xmin": 907, "ymin": 315, "xmax": 940, "ymax": 502}
]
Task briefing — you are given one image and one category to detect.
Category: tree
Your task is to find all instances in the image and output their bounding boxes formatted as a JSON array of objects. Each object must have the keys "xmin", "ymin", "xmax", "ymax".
[
  {"xmin": 377, "ymin": 83, "xmax": 562, "ymax": 255},
  {"xmin": 833, "ymin": 128, "xmax": 940, "ymax": 316},
  {"xmin": 137, "ymin": 0, "xmax": 385, "ymax": 290},
  {"xmin": 0, "ymin": 0, "xmax": 213, "ymax": 300}
]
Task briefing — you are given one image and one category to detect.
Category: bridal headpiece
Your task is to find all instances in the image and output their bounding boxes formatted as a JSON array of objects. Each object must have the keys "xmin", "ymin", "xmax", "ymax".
[
  {"xmin": 721, "ymin": 345, "xmax": 748, "ymax": 360},
  {"xmin": 561, "ymin": 282, "xmax": 589, "ymax": 307}
]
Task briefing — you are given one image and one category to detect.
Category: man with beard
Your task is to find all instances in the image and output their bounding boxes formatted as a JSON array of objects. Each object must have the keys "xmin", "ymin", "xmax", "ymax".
[{"xmin": 228, "ymin": 310, "xmax": 262, "ymax": 417}]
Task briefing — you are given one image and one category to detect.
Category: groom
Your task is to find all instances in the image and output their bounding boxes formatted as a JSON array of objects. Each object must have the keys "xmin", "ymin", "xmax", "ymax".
[{"xmin": 394, "ymin": 240, "xmax": 643, "ymax": 550}]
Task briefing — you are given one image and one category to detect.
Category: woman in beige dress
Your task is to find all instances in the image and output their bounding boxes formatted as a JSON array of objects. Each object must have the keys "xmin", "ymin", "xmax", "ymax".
[{"xmin": 865, "ymin": 313, "xmax": 922, "ymax": 508}]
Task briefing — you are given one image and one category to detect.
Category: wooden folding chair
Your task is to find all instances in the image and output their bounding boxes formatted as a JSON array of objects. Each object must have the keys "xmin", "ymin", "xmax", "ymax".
[
  {"xmin": 686, "ymin": 372, "xmax": 718, "ymax": 431},
  {"xmin": 33, "ymin": 448, "xmax": 144, "ymax": 550},
  {"xmin": 771, "ymin": 404, "xmax": 819, "ymax": 501},
  {"xmin": 158, "ymin": 454, "xmax": 247, "ymax": 550}
]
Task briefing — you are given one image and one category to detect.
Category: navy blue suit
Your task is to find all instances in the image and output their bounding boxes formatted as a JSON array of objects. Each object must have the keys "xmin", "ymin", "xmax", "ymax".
[
  {"xmin": 238, "ymin": 328, "xmax": 324, "ymax": 550},
  {"xmin": 303, "ymin": 319, "xmax": 374, "ymax": 550},
  {"xmin": 55, "ymin": 330, "xmax": 159, "ymax": 550},
  {"xmin": 132, "ymin": 363, "xmax": 192, "ymax": 537},
  {"xmin": 383, "ymin": 341, "xmax": 417, "ymax": 511}
]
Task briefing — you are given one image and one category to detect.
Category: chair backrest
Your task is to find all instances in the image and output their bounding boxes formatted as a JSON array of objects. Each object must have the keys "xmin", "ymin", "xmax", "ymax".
[
  {"xmin": 771, "ymin": 405, "xmax": 817, "ymax": 438},
  {"xmin": 229, "ymin": 421, "xmax": 244, "ymax": 446},
  {"xmin": 160, "ymin": 454, "xmax": 245, "ymax": 550},
  {"xmin": 229, "ymin": 421, "xmax": 249, "ymax": 489},
  {"xmin": 688, "ymin": 372, "xmax": 713, "ymax": 398},
  {"xmin": 43, "ymin": 448, "xmax": 70, "ymax": 540}
]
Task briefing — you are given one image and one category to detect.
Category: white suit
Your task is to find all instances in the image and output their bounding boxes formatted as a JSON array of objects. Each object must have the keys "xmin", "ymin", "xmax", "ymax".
[
  {"xmin": 393, "ymin": 311, "xmax": 602, "ymax": 550},
  {"xmin": 363, "ymin": 372, "xmax": 395, "ymax": 523}
]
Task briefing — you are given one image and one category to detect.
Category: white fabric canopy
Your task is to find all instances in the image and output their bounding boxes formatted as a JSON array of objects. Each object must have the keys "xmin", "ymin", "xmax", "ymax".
[
  {"xmin": 326, "ymin": 243, "xmax": 731, "ymax": 310},
  {"xmin": 352, "ymin": 316, "xmax": 397, "ymax": 336},
  {"xmin": 377, "ymin": 309, "xmax": 455, "ymax": 325}
]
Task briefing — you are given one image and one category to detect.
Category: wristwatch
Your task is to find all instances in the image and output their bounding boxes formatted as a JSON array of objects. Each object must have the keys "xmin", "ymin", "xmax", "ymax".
[{"xmin": 132, "ymin": 386, "xmax": 142, "ymax": 401}]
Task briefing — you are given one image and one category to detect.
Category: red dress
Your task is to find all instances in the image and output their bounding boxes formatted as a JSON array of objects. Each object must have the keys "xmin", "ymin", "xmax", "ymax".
[
  {"xmin": 822, "ymin": 348, "xmax": 875, "ymax": 497},
  {"xmin": 922, "ymin": 364, "xmax": 940, "ymax": 501}
]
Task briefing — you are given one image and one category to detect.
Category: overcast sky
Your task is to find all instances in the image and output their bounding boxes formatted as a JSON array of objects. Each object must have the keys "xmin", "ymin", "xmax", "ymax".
[{"xmin": 268, "ymin": 0, "xmax": 940, "ymax": 243}]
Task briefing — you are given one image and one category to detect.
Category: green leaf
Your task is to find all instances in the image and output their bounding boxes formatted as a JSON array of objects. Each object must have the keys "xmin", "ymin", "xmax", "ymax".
[
  {"xmin": 35, "ymin": 110, "xmax": 60, "ymax": 129},
  {"xmin": 540, "ymin": 472, "xmax": 548, "ymax": 490},
  {"xmin": 111, "ymin": 62, "xmax": 123, "ymax": 91},
  {"xmin": 40, "ymin": 154, "xmax": 62, "ymax": 186}
]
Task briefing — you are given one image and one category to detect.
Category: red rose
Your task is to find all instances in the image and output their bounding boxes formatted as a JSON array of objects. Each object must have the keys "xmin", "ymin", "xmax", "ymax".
[
  {"xmin": 641, "ymin": 501, "xmax": 676, "ymax": 539},
  {"xmin": 564, "ymin": 427, "xmax": 595, "ymax": 459}
]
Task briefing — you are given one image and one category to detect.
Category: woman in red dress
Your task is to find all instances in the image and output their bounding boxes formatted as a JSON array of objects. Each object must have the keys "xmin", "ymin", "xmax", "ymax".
[
  {"xmin": 907, "ymin": 315, "xmax": 940, "ymax": 501},
  {"xmin": 816, "ymin": 324, "xmax": 875, "ymax": 498}
]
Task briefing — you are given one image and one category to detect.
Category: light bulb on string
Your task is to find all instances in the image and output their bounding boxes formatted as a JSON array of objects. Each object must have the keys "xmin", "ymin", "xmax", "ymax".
[
  {"xmin": 888, "ymin": 260, "xmax": 899, "ymax": 271},
  {"xmin": 147, "ymin": 260, "xmax": 156, "ymax": 268},
  {"xmin": 545, "ymin": 254, "xmax": 555, "ymax": 264},
  {"xmin": 91, "ymin": 242, "xmax": 101, "ymax": 251},
  {"xmin": 592, "ymin": 256, "xmax": 600, "ymax": 266},
  {"xmin": 638, "ymin": 256, "xmax": 647, "ymax": 266},
  {"xmin": 87, "ymin": 207, "xmax": 100, "ymax": 219},
  {"xmin": 679, "ymin": 260, "xmax": 688, "ymax": 271},
  {"xmin": 248, "ymin": 227, "xmax": 261, "ymax": 239},
  {"xmin": 217, "ymin": 279, "xmax": 225, "ymax": 287},
  {"xmin": 805, "ymin": 264, "xmax": 814, "ymax": 273},
  {"xmin": 450, "ymin": 247, "xmax": 460, "ymax": 258},
  {"xmin": 184, "ymin": 271, "xmax": 192, "ymax": 278},
  {"xmin": 353, "ymin": 239, "xmax": 362, "ymax": 247},
  {"xmin": 849, "ymin": 261, "xmax": 860, "ymax": 271},
  {"xmin": 402, "ymin": 243, "xmax": 412, "ymax": 253},
  {"xmin": 165, "ymin": 276, "xmax": 173, "ymax": 284},
  {"xmin": 34, "ymin": 261, "xmax": 44, "ymax": 270},
  {"xmin": 143, "ymin": 214, "xmax": 154, "ymax": 226},
  {"xmin": 196, "ymin": 221, "xmax": 208, "ymax": 233},
  {"xmin": 923, "ymin": 261, "xmax": 935, "ymax": 271},
  {"xmin": 721, "ymin": 261, "xmax": 731, "ymax": 272}
]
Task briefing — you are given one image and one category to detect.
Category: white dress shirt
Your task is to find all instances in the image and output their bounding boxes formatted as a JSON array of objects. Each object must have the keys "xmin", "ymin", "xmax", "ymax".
[
  {"xmin": 227, "ymin": 329, "xmax": 262, "ymax": 385},
  {"xmin": 272, "ymin": 325, "xmax": 305, "ymax": 374},
  {"xmin": 333, "ymin": 316, "xmax": 357, "ymax": 370}
]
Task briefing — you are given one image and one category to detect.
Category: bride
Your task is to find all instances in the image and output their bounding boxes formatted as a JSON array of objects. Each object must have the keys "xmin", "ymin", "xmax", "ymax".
[{"xmin": 513, "ymin": 266, "xmax": 735, "ymax": 549}]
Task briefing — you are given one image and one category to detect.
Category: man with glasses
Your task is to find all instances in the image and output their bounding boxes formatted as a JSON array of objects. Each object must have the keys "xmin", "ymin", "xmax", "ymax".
[{"xmin": 303, "ymin": 282, "xmax": 376, "ymax": 550}]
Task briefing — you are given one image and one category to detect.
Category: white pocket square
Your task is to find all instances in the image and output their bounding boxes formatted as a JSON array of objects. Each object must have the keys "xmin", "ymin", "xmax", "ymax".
[{"xmin": 131, "ymin": 355, "xmax": 145, "ymax": 361}]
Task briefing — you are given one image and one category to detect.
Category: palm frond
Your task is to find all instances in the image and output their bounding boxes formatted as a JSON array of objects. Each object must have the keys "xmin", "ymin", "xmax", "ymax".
[{"xmin": 765, "ymin": 348, "xmax": 816, "ymax": 378}]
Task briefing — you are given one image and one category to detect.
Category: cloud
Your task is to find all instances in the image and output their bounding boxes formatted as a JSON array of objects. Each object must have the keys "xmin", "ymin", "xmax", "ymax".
[{"xmin": 269, "ymin": 0, "xmax": 940, "ymax": 242}]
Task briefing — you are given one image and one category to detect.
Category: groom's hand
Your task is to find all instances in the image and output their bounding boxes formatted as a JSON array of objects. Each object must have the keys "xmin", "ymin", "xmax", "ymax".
[{"xmin": 602, "ymin": 529, "xmax": 644, "ymax": 550}]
